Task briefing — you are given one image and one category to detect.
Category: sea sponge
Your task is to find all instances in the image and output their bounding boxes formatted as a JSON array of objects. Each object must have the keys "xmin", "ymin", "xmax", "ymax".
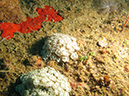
[
  {"xmin": 0, "ymin": 6, "xmax": 63, "ymax": 39},
  {"xmin": 41, "ymin": 33, "xmax": 80, "ymax": 62},
  {"xmin": 15, "ymin": 66, "xmax": 71, "ymax": 96},
  {"xmin": 98, "ymin": 0, "xmax": 118, "ymax": 14},
  {"xmin": 0, "ymin": 0, "xmax": 26, "ymax": 23}
]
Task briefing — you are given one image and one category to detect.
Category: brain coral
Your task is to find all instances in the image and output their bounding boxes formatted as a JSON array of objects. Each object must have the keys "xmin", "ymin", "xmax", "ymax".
[
  {"xmin": 41, "ymin": 33, "xmax": 80, "ymax": 62},
  {"xmin": 15, "ymin": 66, "xmax": 71, "ymax": 96}
]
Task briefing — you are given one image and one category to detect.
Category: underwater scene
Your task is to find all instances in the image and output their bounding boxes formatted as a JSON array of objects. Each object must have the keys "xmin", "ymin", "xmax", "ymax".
[{"xmin": 0, "ymin": 0, "xmax": 129, "ymax": 96}]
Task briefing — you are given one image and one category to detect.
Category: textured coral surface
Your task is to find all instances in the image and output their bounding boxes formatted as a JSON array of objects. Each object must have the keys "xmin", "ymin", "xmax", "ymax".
[
  {"xmin": 41, "ymin": 33, "xmax": 80, "ymax": 62},
  {"xmin": 16, "ymin": 66, "xmax": 71, "ymax": 96}
]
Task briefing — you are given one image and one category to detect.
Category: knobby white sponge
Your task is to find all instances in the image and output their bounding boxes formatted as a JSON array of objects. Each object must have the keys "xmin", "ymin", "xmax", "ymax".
[
  {"xmin": 41, "ymin": 33, "xmax": 80, "ymax": 62},
  {"xmin": 15, "ymin": 66, "xmax": 71, "ymax": 96}
]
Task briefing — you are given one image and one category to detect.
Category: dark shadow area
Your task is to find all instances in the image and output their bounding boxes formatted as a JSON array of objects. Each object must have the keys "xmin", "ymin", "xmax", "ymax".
[
  {"xmin": 27, "ymin": 37, "xmax": 47, "ymax": 56},
  {"xmin": 0, "ymin": 59, "xmax": 5, "ymax": 70},
  {"xmin": 92, "ymin": 0, "xmax": 100, "ymax": 8},
  {"xmin": 2, "ymin": 77, "xmax": 21, "ymax": 96},
  {"xmin": 22, "ymin": 59, "xmax": 32, "ymax": 67},
  {"xmin": 21, "ymin": 37, "xmax": 47, "ymax": 67}
]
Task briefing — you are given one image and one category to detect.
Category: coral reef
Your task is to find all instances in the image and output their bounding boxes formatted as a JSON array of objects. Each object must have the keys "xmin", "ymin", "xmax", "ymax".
[
  {"xmin": 98, "ymin": 0, "xmax": 118, "ymax": 14},
  {"xmin": 41, "ymin": 33, "xmax": 80, "ymax": 62},
  {"xmin": 0, "ymin": 0, "xmax": 26, "ymax": 23},
  {"xmin": 15, "ymin": 66, "xmax": 71, "ymax": 96}
]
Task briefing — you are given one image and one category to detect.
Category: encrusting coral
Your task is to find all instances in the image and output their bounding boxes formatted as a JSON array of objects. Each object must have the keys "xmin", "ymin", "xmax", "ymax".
[{"xmin": 0, "ymin": 0, "xmax": 26, "ymax": 23}]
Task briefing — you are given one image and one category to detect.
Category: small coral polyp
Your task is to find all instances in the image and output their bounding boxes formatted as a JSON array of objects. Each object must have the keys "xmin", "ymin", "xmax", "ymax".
[
  {"xmin": 41, "ymin": 33, "xmax": 80, "ymax": 62},
  {"xmin": 99, "ymin": 0, "xmax": 118, "ymax": 14}
]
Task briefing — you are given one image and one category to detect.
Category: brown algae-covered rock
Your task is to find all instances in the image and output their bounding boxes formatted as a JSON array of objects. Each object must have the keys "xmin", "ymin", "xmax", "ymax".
[{"xmin": 0, "ymin": 0, "xmax": 26, "ymax": 23}]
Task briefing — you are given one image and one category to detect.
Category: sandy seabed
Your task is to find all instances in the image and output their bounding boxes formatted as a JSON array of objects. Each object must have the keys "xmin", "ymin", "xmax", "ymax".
[{"xmin": 0, "ymin": 0, "xmax": 129, "ymax": 96}]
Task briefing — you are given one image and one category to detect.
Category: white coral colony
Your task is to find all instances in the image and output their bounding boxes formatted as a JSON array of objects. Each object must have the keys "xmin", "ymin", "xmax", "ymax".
[
  {"xmin": 41, "ymin": 33, "xmax": 80, "ymax": 62},
  {"xmin": 15, "ymin": 66, "xmax": 71, "ymax": 96}
]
